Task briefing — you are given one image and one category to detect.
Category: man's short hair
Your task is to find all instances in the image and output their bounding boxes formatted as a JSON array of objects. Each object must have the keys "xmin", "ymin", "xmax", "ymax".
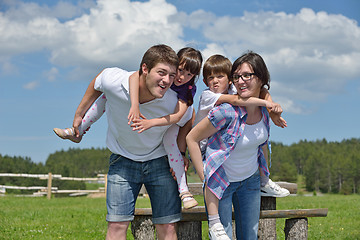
[
  {"xmin": 139, "ymin": 44, "xmax": 179, "ymax": 75},
  {"xmin": 203, "ymin": 54, "xmax": 232, "ymax": 84}
]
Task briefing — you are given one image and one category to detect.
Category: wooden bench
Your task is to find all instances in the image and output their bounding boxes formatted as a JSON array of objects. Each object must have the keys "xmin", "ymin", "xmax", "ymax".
[{"xmin": 132, "ymin": 182, "xmax": 328, "ymax": 239}]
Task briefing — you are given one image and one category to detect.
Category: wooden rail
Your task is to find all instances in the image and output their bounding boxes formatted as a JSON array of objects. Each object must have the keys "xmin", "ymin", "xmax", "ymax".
[
  {"xmin": 134, "ymin": 207, "xmax": 328, "ymax": 221},
  {"xmin": 0, "ymin": 172, "xmax": 106, "ymax": 198}
]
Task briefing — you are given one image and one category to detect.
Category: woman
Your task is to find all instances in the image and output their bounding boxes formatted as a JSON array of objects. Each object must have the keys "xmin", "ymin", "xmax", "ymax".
[{"xmin": 187, "ymin": 51, "xmax": 274, "ymax": 239}]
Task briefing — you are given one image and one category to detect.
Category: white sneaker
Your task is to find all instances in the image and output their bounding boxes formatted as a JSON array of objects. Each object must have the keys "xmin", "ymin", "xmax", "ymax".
[
  {"xmin": 261, "ymin": 179, "xmax": 290, "ymax": 197},
  {"xmin": 209, "ymin": 222, "xmax": 230, "ymax": 240}
]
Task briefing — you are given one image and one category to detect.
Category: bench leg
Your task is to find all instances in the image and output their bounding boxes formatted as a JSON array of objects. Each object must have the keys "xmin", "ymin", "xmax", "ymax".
[
  {"xmin": 258, "ymin": 196, "xmax": 277, "ymax": 240},
  {"xmin": 131, "ymin": 216, "xmax": 155, "ymax": 240},
  {"xmin": 177, "ymin": 221, "xmax": 202, "ymax": 240},
  {"xmin": 284, "ymin": 218, "xmax": 308, "ymax": 240}
]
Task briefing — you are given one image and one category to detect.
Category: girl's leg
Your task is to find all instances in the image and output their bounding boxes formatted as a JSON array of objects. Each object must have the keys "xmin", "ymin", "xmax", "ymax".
[
  {"xmin": 78, "ymin": 93, "xmax": 107, "ymax": 135},
  {"xmin": 163, "ymin": 124, "xmax": 198, "ymax": 209},
  {"xmin": 53, "ymin": 94, "xmax": 107, "ymax": 143}
]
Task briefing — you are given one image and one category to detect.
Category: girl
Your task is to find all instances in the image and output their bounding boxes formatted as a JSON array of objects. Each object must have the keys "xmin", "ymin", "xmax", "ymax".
[{"xmin": 127, "ymin": 47, "xmax": 203, "ymax": 209}]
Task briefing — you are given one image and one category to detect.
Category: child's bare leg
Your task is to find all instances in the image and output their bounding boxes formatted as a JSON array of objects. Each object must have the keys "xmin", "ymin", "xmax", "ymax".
[
  {"xmin": 205, "ymin": 184, "xmax": 230, "ymax": 239},
  {"xmin": 163, "ymin": 124, "xmax": 198, "ymax": 209},
  {"xmin": 204, "ymin": 185, "xmax": 219, "ymax": 216}
]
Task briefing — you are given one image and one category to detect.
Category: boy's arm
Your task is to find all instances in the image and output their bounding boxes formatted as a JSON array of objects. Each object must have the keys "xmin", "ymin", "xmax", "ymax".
[
  {"xmin": 73, "ymin": 72, "xmax": 103, "ymax": 137},
  {"xmin": 127, "ymin": 71, "xmax": 146, "ymax": 124},
  {"xmin": 216, "ymin": 93, "xmax": 283, "ymax": 113},
  {"xmin": 130, "ymin": 100, "xmax": 188, "ymax": 133},
  {"xmin": 260, "ymin": 88, "xmax": 287, "ymax": 128}
]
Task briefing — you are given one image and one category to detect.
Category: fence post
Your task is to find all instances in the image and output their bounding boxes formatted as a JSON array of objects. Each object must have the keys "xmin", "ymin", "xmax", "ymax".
[
  {"xmin": 258, "ymin": 197, "xmax": 277, "ymax": 239},
  {"xmin": 47, "ymin": 172, "xmax": 52, "ymax": 199}
]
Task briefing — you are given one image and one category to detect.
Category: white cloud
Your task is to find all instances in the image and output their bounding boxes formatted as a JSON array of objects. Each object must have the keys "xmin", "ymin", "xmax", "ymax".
[
  {"xmin": 0, "ymin": 0, "xmax": 184, "ymax": 70},
  {"xmin": 1, "ymin": 2, "xmax": 360, "ymax": 114},
  {"xmin": 43, "ymin": 67, "xmax": 59, "ymax": 82},
  {"xmin": 197, "ymin": 8, "xmax": 360, "ymax": 113},
  {"xmin": 23, "ymin": 80, "xmax": 39, "ymax": 90}
]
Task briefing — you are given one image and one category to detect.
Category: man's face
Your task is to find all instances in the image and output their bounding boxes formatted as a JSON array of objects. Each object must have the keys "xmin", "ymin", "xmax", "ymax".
[{"xmin": 144, "ymin": 62, "xmax": 177, "ymax": 98}]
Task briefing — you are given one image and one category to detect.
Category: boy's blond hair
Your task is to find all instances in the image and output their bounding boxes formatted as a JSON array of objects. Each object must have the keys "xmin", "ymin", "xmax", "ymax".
[{"xmin": 202, "ymin": 54, "xmax": 232, "ymax": 86}]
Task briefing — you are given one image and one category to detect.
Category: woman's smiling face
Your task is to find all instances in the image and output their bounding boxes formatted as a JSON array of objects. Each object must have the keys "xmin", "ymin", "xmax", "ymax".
[{"xmin": 233, "ymin": 62, "xmax": 262, "ymax": 98}]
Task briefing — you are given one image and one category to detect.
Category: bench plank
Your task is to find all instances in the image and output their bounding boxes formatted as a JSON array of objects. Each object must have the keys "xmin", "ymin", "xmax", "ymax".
[{"xmin": 134, "ymin": 206, "xmax": 328, "ymax": 221}]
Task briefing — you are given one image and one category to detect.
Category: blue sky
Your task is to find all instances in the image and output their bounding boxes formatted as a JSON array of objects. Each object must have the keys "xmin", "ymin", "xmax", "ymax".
[{"xmin": 0, "ymin": 0, "xmax": 359, "ymax": 163}]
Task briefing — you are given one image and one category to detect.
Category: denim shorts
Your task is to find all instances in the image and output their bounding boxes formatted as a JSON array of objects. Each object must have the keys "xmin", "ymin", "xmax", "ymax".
[{"xmin": 106, "ymin": 154, "xmax": 181, "ymax": 224}]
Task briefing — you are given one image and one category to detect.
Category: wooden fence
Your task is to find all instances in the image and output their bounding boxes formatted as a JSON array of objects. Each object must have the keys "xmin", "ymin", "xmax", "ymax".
[{"xmin": 0, "ymin": 173, "xmax": 106, "ymax": 199}]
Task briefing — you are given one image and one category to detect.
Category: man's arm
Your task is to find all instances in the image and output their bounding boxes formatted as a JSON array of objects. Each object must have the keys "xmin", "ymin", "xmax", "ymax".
[
  {"xmin": 177, "ymin": 108, "xmax": 196, "ymax": 172},
  {"xmin": 73, "ymin": 72, "xmax": 103, "ymax": 137}
]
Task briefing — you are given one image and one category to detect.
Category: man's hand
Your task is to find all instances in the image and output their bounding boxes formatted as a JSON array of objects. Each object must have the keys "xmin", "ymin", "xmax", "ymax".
[
  {"xmin": 73, "ymin": 114, "xmax": 83, "ymax": 137},
  {"xmin": 169, "ymin": 154, "xmax": 190, "ymax": 181}
]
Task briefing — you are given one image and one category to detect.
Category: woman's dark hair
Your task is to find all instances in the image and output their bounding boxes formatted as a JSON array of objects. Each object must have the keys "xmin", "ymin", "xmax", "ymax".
[
  {"xmin": 178, "ymin": 47, "xmax": 203, "ymax": 106},
  {"xmin": 231, "ymin": 51, "xmax": 270, "ymax": 90}
]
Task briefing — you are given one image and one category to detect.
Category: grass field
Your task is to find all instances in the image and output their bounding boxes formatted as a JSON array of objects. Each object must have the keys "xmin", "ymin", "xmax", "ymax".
[{"xmin": 0, "ymin": 194, "xmax": 359, "ymax": 239}]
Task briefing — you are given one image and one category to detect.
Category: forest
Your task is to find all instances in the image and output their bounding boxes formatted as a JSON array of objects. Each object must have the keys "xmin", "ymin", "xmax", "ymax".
[{"xmin": 1, "ymin": 138, "xmax": 359, "ymax": 194}]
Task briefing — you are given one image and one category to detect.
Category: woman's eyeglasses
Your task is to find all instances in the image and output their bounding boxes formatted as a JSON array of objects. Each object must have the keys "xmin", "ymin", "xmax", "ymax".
[{"xmin": 232, "ymin": 73, "xmax": 255, "ymax": 83}]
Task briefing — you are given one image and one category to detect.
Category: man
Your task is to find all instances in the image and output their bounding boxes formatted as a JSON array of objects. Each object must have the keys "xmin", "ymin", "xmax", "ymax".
[{"xmin": 72, "ymin": 44, "xmax": 184, "ymax": 240}]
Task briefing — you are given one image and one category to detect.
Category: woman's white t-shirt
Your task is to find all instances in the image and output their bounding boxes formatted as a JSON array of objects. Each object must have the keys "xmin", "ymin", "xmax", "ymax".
[{"xmin": 223, "ymin": 118, "xmax": 268, "ymax": 182}]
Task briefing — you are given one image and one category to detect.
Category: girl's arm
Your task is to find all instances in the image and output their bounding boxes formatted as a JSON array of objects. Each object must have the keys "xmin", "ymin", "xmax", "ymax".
[
  {"xmin": 73, "ymin": 72, "xmax": 103, "ymax": 137},
  {"xmin": 186, "ymin": 117, "xmax": 218, "ymax": 182},
  {"xmin": 260, "ymin": 88, "xmax": 287, "ymax": 128},
  {"xmin": 130, "ymin": 99, "xmax": 189, "ymax": 133},
  {"xmin": 128, "ymin": 71, "xmax": 146, "ymax": 124}
]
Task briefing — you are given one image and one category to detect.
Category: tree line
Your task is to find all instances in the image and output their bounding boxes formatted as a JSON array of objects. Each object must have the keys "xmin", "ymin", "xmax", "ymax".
[{"xmin": 1, "ymin": 138, "xmax": 359, "ymax": 194}]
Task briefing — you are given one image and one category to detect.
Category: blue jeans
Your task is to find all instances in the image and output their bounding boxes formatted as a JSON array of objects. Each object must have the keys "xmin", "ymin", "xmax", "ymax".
[
  {"xmin": 106, "ymin": 154, "xmax": 181, "ymax": 224},
  {"xmin": 218, "ymin": 170, "xmax": 261, "ymax": 240}
]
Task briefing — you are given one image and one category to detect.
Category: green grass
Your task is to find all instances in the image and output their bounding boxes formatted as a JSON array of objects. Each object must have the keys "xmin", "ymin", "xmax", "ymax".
[
  {"xmin": 0, "ymin": 194, "xmax": 359, "ymax": 239},
  {"xmin": 276, "ymin": 194, "xmax": 360, "ymax": 239}
]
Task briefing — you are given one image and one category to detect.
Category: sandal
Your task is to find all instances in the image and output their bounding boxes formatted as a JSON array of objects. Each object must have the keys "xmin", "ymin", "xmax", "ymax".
[
  {"xmin": 53, "ymin": 127, "xmax": 82, "ymax": 143},
  {"xmin": 179, "ymin": 191, "xmax": 198, "ymax": 209}
]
